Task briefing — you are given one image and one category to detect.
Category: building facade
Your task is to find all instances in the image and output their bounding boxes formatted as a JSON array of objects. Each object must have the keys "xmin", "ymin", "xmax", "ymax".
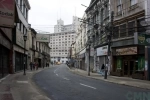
[
  {"xmin": 12, "ymin": 0, "xmax": 31, "ymax": 72},
  {"xmin": 28, "ymin": 28, "xmax": 51, "ymax": 68},
  {"xmin": 110, "ymin": 0, "xmax": 150, "ymax": 80},
  {"xmin": 75, "ymin": 13, "xmax": 88, "ymax": 70},
  {"xmin": 50, "ymin": 31, "xmax": 76, "ymax": 63},
  {"xmin": 85, "ymin": 0, "xmax": 111, "ymax": 73}
]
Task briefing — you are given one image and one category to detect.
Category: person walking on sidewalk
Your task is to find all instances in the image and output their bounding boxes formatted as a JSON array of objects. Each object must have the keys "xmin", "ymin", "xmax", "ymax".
[
  {"xmin": 100, "ymin": 64, "xmax": 105, "ymax": 76},
  {"xmin": 36, "ymin": 62, "xmax": 38, "ymax": 70},
  {"xmin": 30, "ymin": 62, "xmax": 33, "ymax": 71},
  {"xmin": 33, "ymin": 62, "xmax": 35, "ymax": 70}
]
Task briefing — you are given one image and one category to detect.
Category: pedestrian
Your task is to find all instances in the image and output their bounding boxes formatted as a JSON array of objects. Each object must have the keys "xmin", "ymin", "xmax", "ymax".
[
  {"xmin": 33, "ymin": 62, "xmax": 35, "ymax": 70},
  {"xmin": 30, "ymin": 62, "xmax": 33, "ymax": 71},
  {"xmin": 101, "ymin": 64, "xmax": 105, "ymax": 76},
  {"xmin": 36, "ymin": 62, "xmax": 38, "ymax": 70}
]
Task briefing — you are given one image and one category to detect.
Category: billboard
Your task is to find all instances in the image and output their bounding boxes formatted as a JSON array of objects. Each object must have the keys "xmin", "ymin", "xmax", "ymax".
[
  {"xmin": 0, "ymin": 0, "xmax": 15, "ymax": 28},
  {"xmin": 36, "ymin": 34, "xmax": 50, "ymax": 42}
]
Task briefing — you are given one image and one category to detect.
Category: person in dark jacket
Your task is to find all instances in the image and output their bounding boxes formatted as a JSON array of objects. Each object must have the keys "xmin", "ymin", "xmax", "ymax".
[{"xmin": 30, "ymin": 62, "xmax": 33, "ymax": 71}]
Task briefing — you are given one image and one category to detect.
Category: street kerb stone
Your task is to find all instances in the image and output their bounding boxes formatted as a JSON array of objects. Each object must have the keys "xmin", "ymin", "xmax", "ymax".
[{"xmin": 70, "ymin": 68, "xmax": 150, "ymax": 90}]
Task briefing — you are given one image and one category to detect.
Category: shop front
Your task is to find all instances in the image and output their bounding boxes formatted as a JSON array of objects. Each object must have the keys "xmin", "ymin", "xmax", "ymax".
[
  {"xmin": 79, "ymin": 48, "xmax": 86, "ymax": 70},
  {"xmin": 111, "ymin": 46, "xmax": 145, "ymax": 79},
  {"xmin": 96, "ymin": 45, "xmax": 108, "ymax": 73},
  {"xmin": 0, "ymin": 31, "xmax": 11, "ymax": 78}
]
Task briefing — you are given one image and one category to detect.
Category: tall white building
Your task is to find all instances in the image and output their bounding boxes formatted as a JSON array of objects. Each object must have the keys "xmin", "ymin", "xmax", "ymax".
[
  {"xmin": 54, "ymin": 16, "xmax": 80, "ymax": 33},
  {"xmin": 50, "ymin": 31, "xmax": 76, "ymax": 63},
  {"xmin": 54, "ymin": 19, "xmax": 64, "ymax": 33}
]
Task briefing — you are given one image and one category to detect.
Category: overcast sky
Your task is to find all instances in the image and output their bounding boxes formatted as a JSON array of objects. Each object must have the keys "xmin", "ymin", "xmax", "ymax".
[{"xmin": 28, "ymin": 0, "xmax": 91, "ymax": 33}]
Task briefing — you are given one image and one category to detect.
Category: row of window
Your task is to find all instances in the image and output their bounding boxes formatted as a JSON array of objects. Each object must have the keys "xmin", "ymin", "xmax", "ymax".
[
  {"xmin": 113, "ymin": 18, "xmax": 146, "ymax": 39},
  {"xmin": 51, "ymin": 39, "xmax": 75, "ymax": 41},
  {"xmin": 117, "ymin": 0, "xmax": 137, "ymax": 12},
  {"xmin": 16, "ymin": 0, "xmax": 28, "ymax": 19},
  {"xmin": 17, "ymin": 20, "xmax": 27, "ymax": 34},
  {"xmin": 51, "ymin": 53, "xmax": 68, "ymax": 55}
]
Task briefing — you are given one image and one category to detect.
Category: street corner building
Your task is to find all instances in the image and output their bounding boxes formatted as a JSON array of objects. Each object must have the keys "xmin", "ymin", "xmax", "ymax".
[
  {"xmin": 74, "ymin": 0, "xmax": 150, "ymax": 81},
  {"xmin": 0, "ymin": 0, "xmax": 31, "ymax": 78},
  {"xmin": 110, "ymin": 0, "xmax": 150, "ymax": 80}
]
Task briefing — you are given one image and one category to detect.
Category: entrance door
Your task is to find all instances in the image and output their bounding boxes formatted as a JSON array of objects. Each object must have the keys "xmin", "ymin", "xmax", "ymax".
[
  {"xmin": 123, "ymin": 61, "xmax": 128, "ymax": 76},
  {"xmin": 129, "ymin": 61, "xmax": 134, "ymax": 76},
  {"xmin": 123, "ymin": 60, "xmax": 135, "ymax": 76}
]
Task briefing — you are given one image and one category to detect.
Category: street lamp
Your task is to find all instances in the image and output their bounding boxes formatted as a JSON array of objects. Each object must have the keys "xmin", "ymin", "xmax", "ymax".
[{"xmin": 23, "ymin": 34, "xmax": 27, "ymax": 75}]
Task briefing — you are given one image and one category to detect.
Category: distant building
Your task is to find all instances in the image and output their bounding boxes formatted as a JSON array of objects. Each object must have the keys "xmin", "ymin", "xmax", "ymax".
[
  {"xmin": 54, "ymin": 16, "xmax": 80, "ymax": 33},
  {"xmin": 49, "ymin": 31, "xmax": 76, "ymax": 63}
]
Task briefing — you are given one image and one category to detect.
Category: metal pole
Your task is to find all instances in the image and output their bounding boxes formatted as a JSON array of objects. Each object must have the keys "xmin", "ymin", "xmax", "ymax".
[
  {"xmin": 23, "ymin": 40, "xmax": 26, "ymax": 75},
  {"xmin": 2, "ymin": 48, "xmax": 4, "ymax": 77},
  {"xmin": 88, "ymin": 44, "xmax": 90, "ymax": 76}
]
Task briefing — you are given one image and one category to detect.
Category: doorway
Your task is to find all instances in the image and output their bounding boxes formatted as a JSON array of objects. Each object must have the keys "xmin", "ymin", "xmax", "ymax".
[
  {"xmin": 123, "ymin": 60, "xmax": 135, "ymax": 76},
  {"xmin": 123, "ymin": 61, "xmax": 128, "ymax": 76}
]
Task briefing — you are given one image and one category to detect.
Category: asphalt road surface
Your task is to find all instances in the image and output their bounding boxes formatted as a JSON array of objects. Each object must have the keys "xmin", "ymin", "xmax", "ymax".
[{"xmin": 33, "ymin": 64, "xmax": 150, "ymax": 100}]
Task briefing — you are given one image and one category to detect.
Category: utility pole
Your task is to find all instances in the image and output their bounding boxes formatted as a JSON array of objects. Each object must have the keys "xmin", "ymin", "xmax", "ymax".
[
  {"xmin": 104, "ymin": 11, "xmax": 114, "ymax": 79},
  {"xmin": 88, "ymin": 43, "xmax": 91, "ymax": 76}
]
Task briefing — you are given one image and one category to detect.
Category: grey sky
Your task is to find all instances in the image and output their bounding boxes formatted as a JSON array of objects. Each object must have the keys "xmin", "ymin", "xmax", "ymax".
[{"xmin": 28, "ymin": 0, "xmax": 91, "ymax": 33}]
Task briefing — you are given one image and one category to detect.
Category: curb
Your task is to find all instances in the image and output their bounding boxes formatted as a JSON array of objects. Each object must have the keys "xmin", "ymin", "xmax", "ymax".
[
  {"xmin": 70, "ymin": 70, "xmax": 150, "ymax": 90},
  {"xmin": 0, "ymin": 74, "xmax": 10, "ymax": 83}
]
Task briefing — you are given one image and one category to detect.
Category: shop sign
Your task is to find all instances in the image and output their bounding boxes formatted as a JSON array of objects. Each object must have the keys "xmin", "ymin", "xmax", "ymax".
[
  {"xmin": 138, "ymin": 33, "xmax": 150, "ymax": 45},
  {"xmin": 36, "ymin": 34, "xmax": 50, "ymax": 42},
  {"xmin": 0, "ymin": 0, "xmax": 15, "ymax": 28},
  {"xmin": 97, "ymin": 45, "xmax": 108, "ymax": 56},
  {"xmin": 116, "ymin": 47, "xmax": 137, "ymax": 55}
]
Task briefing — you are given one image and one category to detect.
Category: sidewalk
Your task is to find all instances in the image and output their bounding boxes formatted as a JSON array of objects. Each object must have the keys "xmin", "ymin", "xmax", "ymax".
[
  {"xmin": 0, "ymin": 67, "xmax": 51, "ymax": 100},
  {"xmin": 70, "ymin": 68, "xmax": 150, "ymax": 90}
]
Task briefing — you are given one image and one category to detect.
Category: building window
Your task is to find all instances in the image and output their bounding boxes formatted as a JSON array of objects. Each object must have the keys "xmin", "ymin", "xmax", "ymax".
[
  {"xmin": 120, "ymin": 24, "xmax": 127, "ymax": 37},
  {"xmin": 113, "ymin": 26, "xmax": 119, "ymax": 39},
  {"xmin": 128, "ymin": 21, "xmax": 135, "ymax": 36},
  {"xmin": 137, "ymin": 18, "xmax": 146, "ymax": 32}
]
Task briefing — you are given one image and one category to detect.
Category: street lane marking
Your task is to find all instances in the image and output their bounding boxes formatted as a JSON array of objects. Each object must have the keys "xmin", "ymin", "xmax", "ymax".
[
  {"xmin": 80, "ymin": 83, "xmax": 96, "ymax": 90},
  {"xmin": 56, "ymin": 74, "xmax": 58, "ymax": 76},
  {"xmin": 17, "ymin": 81, "xmax": 29, "ymax": 84},
  {"xmin": 63, "ymin": 77, "xmax": 70, "ymax": 81},
  {"xmin": 54, "ymin": 67, "xmax": 59, "ymax": 74}
]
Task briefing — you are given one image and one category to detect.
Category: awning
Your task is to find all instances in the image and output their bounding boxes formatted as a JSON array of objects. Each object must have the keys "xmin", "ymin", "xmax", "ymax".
[{"xmin": 16, "ymin": 5, "xmax": 29, "ymax": 30}]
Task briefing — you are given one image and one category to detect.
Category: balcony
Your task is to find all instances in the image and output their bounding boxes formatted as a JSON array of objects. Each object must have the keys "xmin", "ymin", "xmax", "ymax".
[{"xmin": 128, "ymin": 4, "xmax": 138, "ymax": 11}]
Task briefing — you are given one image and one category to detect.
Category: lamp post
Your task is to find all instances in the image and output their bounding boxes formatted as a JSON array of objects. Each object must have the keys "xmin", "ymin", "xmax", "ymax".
[{"xmin": 23, "ymin": 34, "xmax": 27, "ymax": 75}]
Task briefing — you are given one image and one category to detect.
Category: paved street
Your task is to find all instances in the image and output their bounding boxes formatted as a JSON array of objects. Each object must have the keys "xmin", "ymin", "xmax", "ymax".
[{"xmin": 33, "ymin": 64, "xmax": 150, "ymax": 100}]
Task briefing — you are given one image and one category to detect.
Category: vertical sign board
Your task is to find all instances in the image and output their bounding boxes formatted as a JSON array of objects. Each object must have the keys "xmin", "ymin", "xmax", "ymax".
[
  {"xmin": 0, "ymin": 0, "xmax": 15, "ymax": 28},
  {"xmin": 138, "ymin": 34, "xmax": 150, "ymax": 45}
]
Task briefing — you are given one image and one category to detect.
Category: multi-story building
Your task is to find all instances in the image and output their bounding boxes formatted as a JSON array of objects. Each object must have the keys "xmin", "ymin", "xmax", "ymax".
[
  {"xmin": 85, "ymin": 0, "xmax": 111, "ymax": 72},
  {"xmin": 12, "ymin": 0, "xmax": 31, "ymax": 72},
  {"xmin": 110, "ymin": 0, "xmax": 150, "ymax": 80},
  {"xmin": 50, "ymin": 31, "xmax": 76, "ymax": 63},
  {"xmin": 75, "ymin": 13, "xmax": 88, "ymax": 70},
  {"xmin": 28, "ymin": 28, "xmax": 51, "ymax": 68},
  {"xmin": 0, "ymin": 0, "xmax": 16, "ymax": 78},
  {"xmin": 54, "ymin": 16, "xmax": 80, "ymax": 33}
]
